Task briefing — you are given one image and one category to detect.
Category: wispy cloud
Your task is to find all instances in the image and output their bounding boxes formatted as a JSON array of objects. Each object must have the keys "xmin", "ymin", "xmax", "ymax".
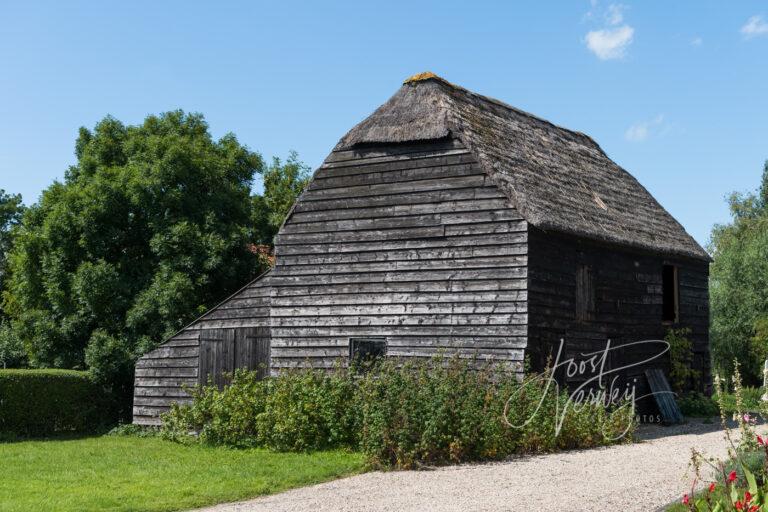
[
  {"xmin": 584, "ymin": 3, "xmax": 634, "ymax": 60},
  {"xmin": 586, "ymin": 26, "xmax": 635, "ymax": 60},
  {"xmin": 690, "ymin": 36, "xmax": 703, "ymax": 47},
  {"xmin": 741, "ymin": 15, "xmax": 768, "ymax": 38},
  {"xmin": 606, "ymin": 4, "xmax": 625, "ymax": 25},
  {"xmin": 625, "ymin": 115, "xmax": 666, "ymax": 142}
]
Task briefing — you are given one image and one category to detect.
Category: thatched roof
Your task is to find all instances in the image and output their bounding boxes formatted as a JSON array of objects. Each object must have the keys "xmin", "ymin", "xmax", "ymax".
[{"xmin": 336, "ymin": 73, "xmax": 709, "ymax": 261}]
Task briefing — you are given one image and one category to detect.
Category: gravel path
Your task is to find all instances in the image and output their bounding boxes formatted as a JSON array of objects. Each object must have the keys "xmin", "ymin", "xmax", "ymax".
[{"xmin": 195, "ymin": 421, "xmax": 739, "ymax": 512}]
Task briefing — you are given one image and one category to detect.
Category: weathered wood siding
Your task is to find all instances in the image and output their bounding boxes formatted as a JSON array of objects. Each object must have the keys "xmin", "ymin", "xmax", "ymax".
[
  {"xmin": 270, "ymin": 138, "xmax": 528, "ymax": 371},
  {"xmin": 132, "ymin": 273, "xmax": 272, "ymax": 425},
  {"xmin": 526, "ymin": 227, "xmax": 710, "ymax": 413}
]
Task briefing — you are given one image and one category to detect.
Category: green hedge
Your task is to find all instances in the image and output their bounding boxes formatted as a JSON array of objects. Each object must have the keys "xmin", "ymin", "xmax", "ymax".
[{"xmin": 0, "ymin": 369, "xmax": 109, "ymax": 437}]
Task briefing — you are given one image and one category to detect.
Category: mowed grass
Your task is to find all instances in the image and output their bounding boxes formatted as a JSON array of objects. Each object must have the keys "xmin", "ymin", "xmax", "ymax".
[{"xmin": 0, "ymin": 435, "xmax": 366, "ymax": 512}]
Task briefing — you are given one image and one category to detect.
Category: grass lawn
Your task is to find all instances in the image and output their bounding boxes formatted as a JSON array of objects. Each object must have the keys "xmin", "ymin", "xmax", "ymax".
[{"xmin": 0, "ymin": 435, "xmax": 366, "ymax": 512}]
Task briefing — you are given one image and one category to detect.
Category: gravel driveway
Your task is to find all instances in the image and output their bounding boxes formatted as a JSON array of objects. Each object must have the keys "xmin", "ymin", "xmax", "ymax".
[{"xmin": 194, "ymin": 421, "xmax": 737, "ymax": 512}]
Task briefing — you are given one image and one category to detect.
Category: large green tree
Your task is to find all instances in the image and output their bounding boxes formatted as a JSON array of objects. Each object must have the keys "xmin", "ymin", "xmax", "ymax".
[
  {"xmin": 0, "ymin": 189, "xmax": 24, "ymax": 309},
  {"xmin": 3, "ymin": 111, "xmax": 266, "ymax": 406},
  {"xmin": 251, "ymin": 151, "xmax": 311, "ymax": 244},
  {"xmin": 0, "ymin": 190, "xmax": 25, "ymax": 368},
  {"xmin": 709, "ymin": 161, "xmax": 768, "ymax": 385}
]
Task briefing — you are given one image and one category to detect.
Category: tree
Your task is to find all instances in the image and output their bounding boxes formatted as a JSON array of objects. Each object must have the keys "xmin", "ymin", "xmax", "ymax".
[
  {"xmin": 709, "ymin": 161, "xmax": 768, "ymax": 385},
  {"xmin": 0, "ymin": 189, "xmax": 24, "ymax": 313},
  {"xmin": 2, "ymin": 111, "xmax": 266, "ymax": 413},
  {"xmin": 252, "ymin": 151, "xmax": 311, "ymax": 244}
]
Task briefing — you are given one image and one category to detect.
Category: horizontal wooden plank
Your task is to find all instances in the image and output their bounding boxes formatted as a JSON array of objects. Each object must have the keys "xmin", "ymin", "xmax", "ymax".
[
  {"xmin": 324, "ymin": 139, "xmax": 465, "ymax": 164},
  {"xmin": 134, "ymin": 386, "xmax": 192, "ymax": 398},
  {"xmin": 133, "ymin": 405, "xmax": 171, "ymax": 417},
  {"xmin": 288, "ymin": 198, "xmax": 514, "ymax": 224},
  {"xmin": 136, "ymin": 357, "xmax": 199, "ymax": 369},
  {"xmin": 275, "ymin": 256, "xmax": 527, "ymax": 276},
  {"xmin": 268, "ymin": 313, "xmax": 527, "ymax": 327},
  {"xmin": 280, "ymin": 209, "xmax": 523, "ymax": 236},
  {"xmin": 135, "ymin": 367, "xmax": 197, "ymax": 378},
  {"xmin": 270, "ymin": 336, "xmax": 528, "ymax": 349},
  {"xmin": 195, "ymin": 318, "xmax": 274, "ymax": 330},
  {"xmin": 133, "ymin": 377, "xmax": 198, "ymax": 388},
  {"xmin": 276, "ymin": 233, "xmax": 527, "ymax": 256},
  {"xmin": 141, "ymin": 346, "xmax": 199, "ymax": 359},
  {"xmin": 270, "ymin": 325, "xmax": 527, "ymax": 337},
  {"xmin": 311, "ymin": 158, "xmax": 481, "ymax": 188},
  {"xmin": 268, "ymin": 267, "xmax": 527, "ymax": 286},
  {"xmin": 269, "ymin": 303, "xmax": 526, "ymax": 317},
  {"xmin": 133, "ymin": 396, "xmax": 193, "ymax": 407},
  {"xmin": 294, "ymin": 183, "xmax": 505, "ymax": 213},
  {"xmin": 133, "ymin": 415, "xmax": 163, "ymax": 426},
  {"xmin": 271, "ymin": 278, "xmax": 527, "ymax": 296},
  {"xmin": 301, "ymin": 175, "xmax": 490, "ymax": 201},
  {"xmin": 268, "ymin": 290, "xmax": 528, "ymax": 306}
]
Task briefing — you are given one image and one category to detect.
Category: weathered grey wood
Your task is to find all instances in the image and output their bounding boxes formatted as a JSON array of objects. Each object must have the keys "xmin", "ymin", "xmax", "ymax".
[
  {"xmin": 291, "ymin": 187, "xmax": 506, "ymax": 214},
  {"xmin": 288, "ymin": 198, "xmax": 513, "ymax": 224},
  {"xmin": 279, "ymin": 209, "xmax": 524, "ymax": 235},
  {"xmin": 646, "ymin": 369, "xmax": 685, "ymax": 424}
]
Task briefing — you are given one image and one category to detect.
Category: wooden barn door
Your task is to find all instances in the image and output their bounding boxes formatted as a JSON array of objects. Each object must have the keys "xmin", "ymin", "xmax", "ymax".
[{"xmin": 198, "ymin": 327, "xmax": 270, "ymax": 388}]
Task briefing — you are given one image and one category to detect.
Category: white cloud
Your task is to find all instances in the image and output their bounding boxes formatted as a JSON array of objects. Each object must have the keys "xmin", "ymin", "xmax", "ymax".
[
  {"xmin": 691, "ymin": 36, "xmax": 703, "ymax": 46},
  {"xmin": 585, "ymin": 25, "xmax": 635, "ymax": 60},
  {"xmin": 741, "ymin": 15, "xmax": 768, "ymax": 38},
  {"xmin": 606, "ymin": 4, "xmax": 625, "ymax": 25},
  {"xmin": 625, "ymin": 115, "xmax": 666, "ymax": 142}
]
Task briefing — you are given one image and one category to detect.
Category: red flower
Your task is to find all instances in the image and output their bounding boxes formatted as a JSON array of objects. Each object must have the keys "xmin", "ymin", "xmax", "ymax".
[
  {"xmin": 749, "ymin": 505, "xmax": 759, "ymax": 512},
  {"xmin": 758, "ymin": 434, "xmax": 765, "ymax": 446},
  {"xmin": 745, "ymin": 491, "xmax": 752, "ymax": 502},
  {"xmin": 735, "ymin": 500, "xmax": 744, "ymax": 510},
  {"xmin": 728, "ymin": 470, "xmax": 738, "ymax": 482},
  {"xmin": 709, "ymin": 482, "xmax": 716, "ymax": 493},
  {"xmin": 682, "ymin": 494, "xmax": 690, "ymax": 505}
]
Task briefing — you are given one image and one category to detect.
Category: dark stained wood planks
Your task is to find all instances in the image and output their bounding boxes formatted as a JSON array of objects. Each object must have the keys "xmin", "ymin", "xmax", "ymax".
[{"xmin": 267, "ymin": 139, "xmax": 528, "ymax": 373}]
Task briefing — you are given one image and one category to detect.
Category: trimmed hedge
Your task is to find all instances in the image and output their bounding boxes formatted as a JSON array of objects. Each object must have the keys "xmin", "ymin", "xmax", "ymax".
[{"xmin": 0, "ymin": 369, "xmax": 109, "ymax": 437}]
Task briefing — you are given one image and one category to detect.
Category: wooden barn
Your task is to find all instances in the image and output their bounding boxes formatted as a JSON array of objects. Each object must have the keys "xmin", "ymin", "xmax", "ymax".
[{"xmin": 133, "ymin": 73, "xmax": 710, "ymax": 425}]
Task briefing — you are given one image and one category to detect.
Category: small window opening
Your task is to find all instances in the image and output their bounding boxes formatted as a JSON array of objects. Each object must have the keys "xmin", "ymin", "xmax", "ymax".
[
  {"xmin": 575, "ymin": 264, "xmax": 595, "ymax": 322},
  {"xmin": 349, "ymin": 337, "xmax": 386, "ymax": 368},
  {"xmin": 662, "ymin": 264, "xmax": 679, "ymax": 323}
]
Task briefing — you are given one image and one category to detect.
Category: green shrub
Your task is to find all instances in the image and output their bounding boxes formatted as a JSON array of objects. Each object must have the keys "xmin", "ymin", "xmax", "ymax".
[
  {"xmin": 666, "ymin": 328, "xmax": 701, "ymax": 394},
  {"xmin": 0, "ymin": 369, "xmax": 112, "ymax": 437},
  {"xmin": 677, "ymin": 393, "xmax": 719, "ymax": 417},
  {"xmin": 162, "ymin": 357, "xmax": 636, "ymax": 468},
  {"xmin": 714, "ymin": 387, "xmax": 764, "ymax": 413}
]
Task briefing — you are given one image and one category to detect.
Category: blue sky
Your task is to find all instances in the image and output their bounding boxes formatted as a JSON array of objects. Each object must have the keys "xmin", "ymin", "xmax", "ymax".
[{"xmin": 1, "ymin": 1, "xmax": 767, "ymax": 247}]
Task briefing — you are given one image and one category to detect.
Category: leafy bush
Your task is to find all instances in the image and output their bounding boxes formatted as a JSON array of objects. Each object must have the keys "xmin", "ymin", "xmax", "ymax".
[
  {"xmin": 107, "ymin": 423, "xmax": 161, "ymax": 438},
  {"xmin": 0, "ymin": 322, "xmax": 26, "ymax": 368},
  {"xmin": 678, "ymin": 393, "xmax": 719, "ymax": 418},
  {"xmin": 666, "ymin": 328, "xmax": 701, "ymax": 394},
  {"xmin": 0, "ymin": 369, "xmax": 112, "ymax": 437},
  {"xmin": 162, "ymin": 357, "xmax": 636, "ymax": 468}
]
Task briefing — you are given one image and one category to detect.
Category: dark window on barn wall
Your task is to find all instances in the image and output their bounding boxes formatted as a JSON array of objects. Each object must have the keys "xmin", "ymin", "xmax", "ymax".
[
  {"xmin": 350, "ymin": 337, "xmax": 387, "ymax": 365},
  {"xmin": 662, "ymin": 264, "xmax": 679, "ymax": 323},
  {"xmin": 575, "ymin": 264, "xmax": 595, "ymax": 322}
]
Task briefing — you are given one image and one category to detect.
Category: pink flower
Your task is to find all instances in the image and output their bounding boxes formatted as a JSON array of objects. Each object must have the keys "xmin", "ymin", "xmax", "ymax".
[
  {"xmin": 758, "ymin": 434, "xmax": 765, "ymax": 446},
  {"xmin": 682, "ymin": 494, "xmax": 690, "ymax": 505}
]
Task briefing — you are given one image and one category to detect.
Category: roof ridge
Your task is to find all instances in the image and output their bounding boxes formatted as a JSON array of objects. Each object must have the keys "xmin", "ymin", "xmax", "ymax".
[{"xmin": 402, "ymin": 72, "xmax": 603, "ymax": 153}]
